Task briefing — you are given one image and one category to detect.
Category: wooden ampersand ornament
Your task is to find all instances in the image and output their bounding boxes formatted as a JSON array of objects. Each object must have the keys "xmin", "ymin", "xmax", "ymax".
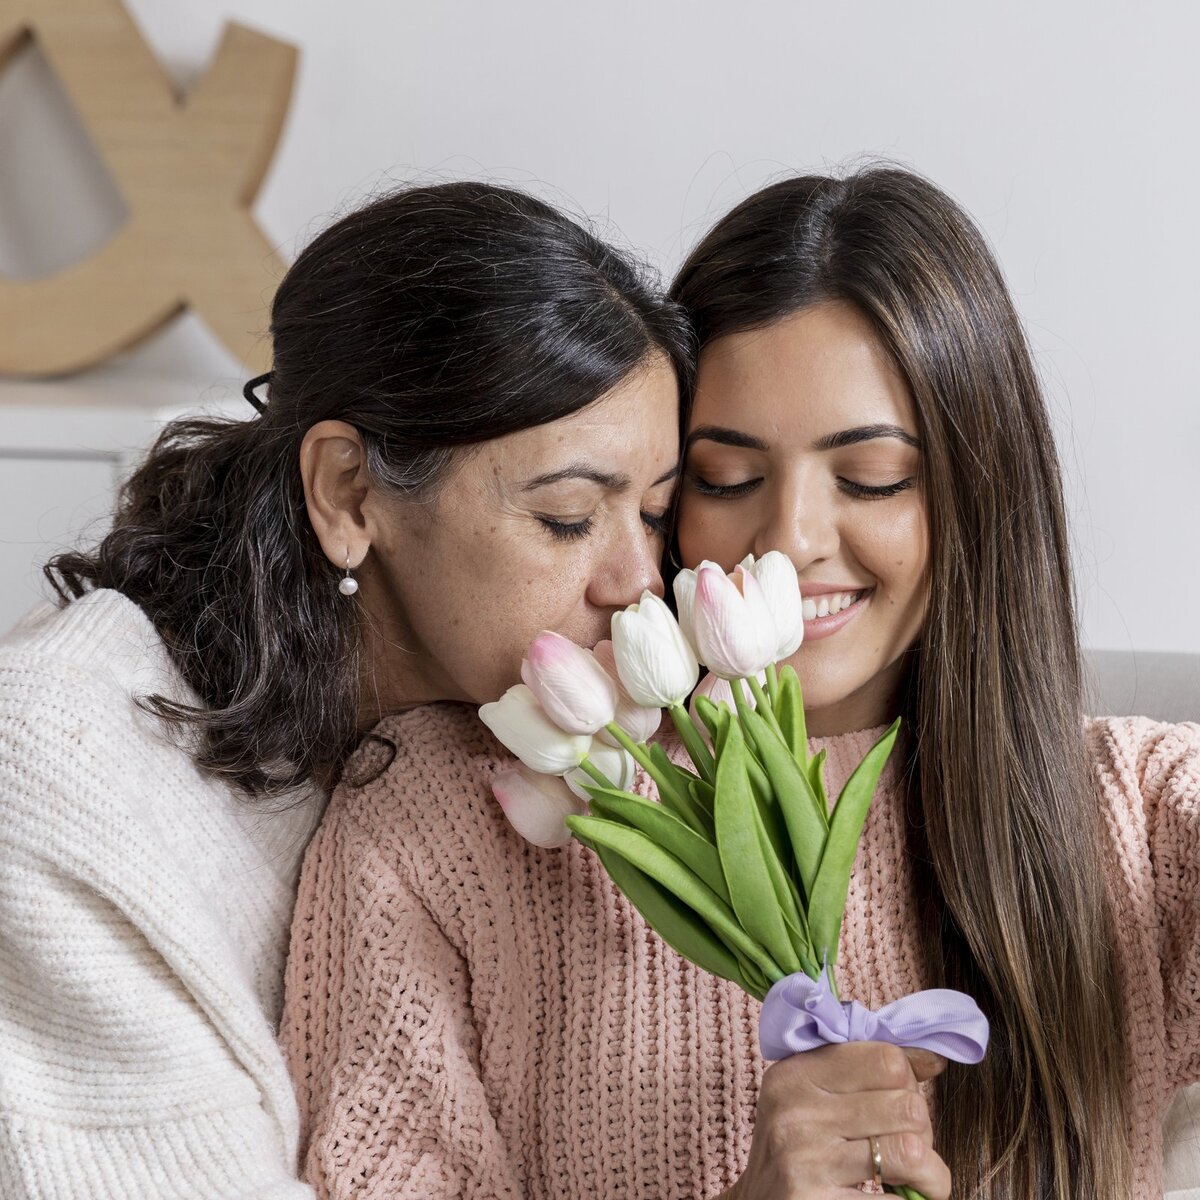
[{"xmin": 0, "ymin": 0, "xmax": 296, "ymax": 375}]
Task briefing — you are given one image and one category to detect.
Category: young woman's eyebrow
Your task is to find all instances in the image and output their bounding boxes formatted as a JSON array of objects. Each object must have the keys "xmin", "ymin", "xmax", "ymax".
[
  {"xmin": 813, "ymin": 424, "xmax": 921, "ymax": 451},
  {"xmin": 685, "ymin": 426, "xmax": 769, "ymax": 452}
]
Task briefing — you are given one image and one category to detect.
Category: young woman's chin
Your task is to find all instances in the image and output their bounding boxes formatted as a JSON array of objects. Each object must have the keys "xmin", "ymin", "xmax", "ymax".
[{"xmin": 786, "ymin": 637, "xmax": 913, "ymax": 738}]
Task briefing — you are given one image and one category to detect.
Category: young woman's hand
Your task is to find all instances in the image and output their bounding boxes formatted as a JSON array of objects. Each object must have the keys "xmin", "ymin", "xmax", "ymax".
[{"xmin": 720, "ymin": 1042, "xmax": 951, "ymax": 1199}]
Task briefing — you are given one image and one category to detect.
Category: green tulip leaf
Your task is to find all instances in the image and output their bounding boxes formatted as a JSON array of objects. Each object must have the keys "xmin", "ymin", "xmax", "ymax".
[
  {"xmin": 775, "ymin": 665, "xmax": 809, "ymax": 764},
  {"xmin": 691, "ymin": 693, "xmax": 723, "ymax": 740},
  {"xmin": 644, "ymin": 742, "xmax": 711, "ymax": 838},
  {"xmin": 730, "ymin": 943, "xmax": 772, "ymax": 999},
  {"xmin": 572, "ymin": 830, "xmax": 756, "ymax": 994},
  {"xmin": 750, "ymin": 797, "xmax": 812, "ymax": 974},
  {"xmin": 566, "ymin": 813, "xmax": 781, "ymax": 981},
  {"xmin": 712, "ymin": 721, "xmax": 802, "ymax": 977},
  {"xmin": 584, "ymin": 788, "xmax": 729, "ymax": 905},
  {"xmin": 735, "ymin": 701, "xmax": 828, "ymax": 896},
  {"xmin": 669, "ymin": 704, "xmax": 715, "ymax": 783},
  {"xmin": 688, "ymin": 777, "xmax": 715, "ymax": 818},
  {"xmin": 807, "ymin": 718, "xmax": 900, "ymax": 966},
  {"xmin": 808, "ymin": 746, "xmax": 829, "ymax": 812}
]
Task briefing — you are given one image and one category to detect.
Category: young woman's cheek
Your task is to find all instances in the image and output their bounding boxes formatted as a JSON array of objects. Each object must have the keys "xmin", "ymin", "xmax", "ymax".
[{"xmin": 677, "ymin": 498, "xmax": 754, "ymax": 570}]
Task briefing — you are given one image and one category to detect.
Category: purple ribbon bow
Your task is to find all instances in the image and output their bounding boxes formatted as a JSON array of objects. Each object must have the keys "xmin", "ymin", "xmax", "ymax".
[{"xmin": 759, "ymin": 967, "xmax": 990, "ymax": 1063}]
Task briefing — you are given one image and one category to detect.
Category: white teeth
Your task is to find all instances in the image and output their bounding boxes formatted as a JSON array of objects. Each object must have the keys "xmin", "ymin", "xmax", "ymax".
[{"xmin": 802, "ymin": 590, "xmax": 864, "ymax": 620}]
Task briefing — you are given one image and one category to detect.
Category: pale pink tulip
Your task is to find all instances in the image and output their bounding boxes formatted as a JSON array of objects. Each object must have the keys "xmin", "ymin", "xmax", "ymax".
[
  {"xmin": 521, "ymin": 631, "xmax": 618, "ymax": 734},
  {"xmin": 479, "ymin": 684, "xmax": 592, "ymax": 775},
  {"xmin": 591, "ymin": 639, "xmax": 662, "ymax": 745},
  {"xmin": 492, "ymin": 766, "xmax": 587, "ymax": 848},
  {"xmin": 691, "ymin": 563, "xmax": 778, "ymax": 679}
]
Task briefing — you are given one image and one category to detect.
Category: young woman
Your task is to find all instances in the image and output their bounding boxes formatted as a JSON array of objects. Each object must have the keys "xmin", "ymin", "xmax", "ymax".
[
  {"xmin": 0, "ymin": 181, "xmax": 689, "ymax": 1199},
  {"xmin": 668, "ymin": 168, "xmax": 1199, "ymax": 1198},
  {"xmin": 282, "ymin": 168, "xmax": 1198, "ymax": 1200}
]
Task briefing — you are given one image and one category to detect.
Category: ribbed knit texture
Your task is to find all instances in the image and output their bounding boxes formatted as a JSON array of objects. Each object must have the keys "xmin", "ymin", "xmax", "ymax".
[
  {"xmin": 282, "ymin": 701, "xmax": 1200, "ymax": 1199},
  {"xmin": 0, "ymin": 590, "xmax": 323, "ymax": 1199}
]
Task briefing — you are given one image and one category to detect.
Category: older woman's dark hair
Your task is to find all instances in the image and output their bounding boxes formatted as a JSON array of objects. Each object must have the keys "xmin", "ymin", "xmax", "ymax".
[
  {"xmin": 47, "ymin": 182, "xmax": 692, "ymax": 797},
  {"xmin": 672, "ymin": 167, "xmax": 1128, "ymax": 1200}
]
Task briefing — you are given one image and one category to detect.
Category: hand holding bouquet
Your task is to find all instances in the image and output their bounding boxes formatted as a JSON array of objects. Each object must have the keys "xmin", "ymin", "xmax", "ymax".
[{"xmin": 481, "ymin": 554, "xmax": 988, "ymax": 1199}]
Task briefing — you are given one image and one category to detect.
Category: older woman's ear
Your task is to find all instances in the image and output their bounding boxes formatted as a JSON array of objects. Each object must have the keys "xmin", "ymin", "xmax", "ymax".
[{"xmin": 300, "ymin": 419, "xmax": 372, "ymax": 571}]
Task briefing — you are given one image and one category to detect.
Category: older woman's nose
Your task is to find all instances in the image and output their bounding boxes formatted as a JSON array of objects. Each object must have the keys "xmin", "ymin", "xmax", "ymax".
[{"xmin": 588, "ymin": 528, "xmax": 664, "ymax": 612}]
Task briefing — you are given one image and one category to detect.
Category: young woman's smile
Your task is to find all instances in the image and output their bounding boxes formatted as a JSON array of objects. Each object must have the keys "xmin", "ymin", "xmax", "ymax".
[{"xmin": 676, "ymin": 300, "xmax": 928, "ymax": 735}]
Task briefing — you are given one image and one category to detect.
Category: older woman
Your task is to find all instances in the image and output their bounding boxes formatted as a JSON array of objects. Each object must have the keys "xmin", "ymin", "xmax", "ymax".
[{"xmin": 0, "ymin": 181, "xmax": 690, "ymax": 1199}]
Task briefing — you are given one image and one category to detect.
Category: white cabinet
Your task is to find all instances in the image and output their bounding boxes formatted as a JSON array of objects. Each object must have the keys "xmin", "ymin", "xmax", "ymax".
[
  {"xmin": 0, "ymin": 365, "xmax": 244, "ymax": 635},
  {"xmin": 0, "ymin": 453, "xmax": 120, "ymax": 632}
]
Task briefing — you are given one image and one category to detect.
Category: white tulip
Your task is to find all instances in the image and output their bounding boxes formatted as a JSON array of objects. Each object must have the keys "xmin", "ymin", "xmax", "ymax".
[
  {"xmin": 565, "ymin": 741, "xmax": 637, "ymax": 800},
  {"xmin": 479, "ymin": 684, "xmax": 593, "ymax": 775},
  {"xmin": 492, "ymin": 766, "xmax": 586, "ymax": 848},
  {"xmin": 610, "ymin": 591, "xmax": 700, "ymax": 709},
  {"xmin": 740, "ymin": 551, "xmax": 804, "ymax": 660},
  {"xmin": 591, "ymin": 639, "xmax": 663, "ymax": 745}
]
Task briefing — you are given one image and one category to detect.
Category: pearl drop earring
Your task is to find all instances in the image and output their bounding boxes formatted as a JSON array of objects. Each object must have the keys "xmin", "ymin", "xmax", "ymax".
[{"xmin": 338, "ymin": 551, "xmax": 359, "ymax": 596}]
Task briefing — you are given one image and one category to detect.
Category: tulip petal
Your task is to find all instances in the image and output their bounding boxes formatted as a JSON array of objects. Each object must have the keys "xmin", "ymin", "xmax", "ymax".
[
  {"xmin": 611, "ymin": 592, "xmax": 699, "ymax": 708},
  {"xmin": 479, "ymin": 684, "xmax": 593, "ymax": 775},
  {"xmin": 692, "ymin": 565, "xmax": 777, "ymax": 679},
  {"xmin": 522, "ymin": 631, "xmax": 617, "ymax": 734},
  {"xmin": 592, "ymin": 639, "xmax": 663, "ymax": 744},
  {"xmin": 751, "ymin": 551, "xmax": 804, "ymax": 660},
  {"xmin": 493, "ymin": 766, "xmax": 587, "ymax": 848}
]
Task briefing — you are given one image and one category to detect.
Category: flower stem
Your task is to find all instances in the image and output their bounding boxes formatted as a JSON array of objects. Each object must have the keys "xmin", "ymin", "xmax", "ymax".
[
  {"xmin": 578, "ymin": 756, "xmax": 615, "ymax": 789},
  {"xmin": 746, "ymin": 675, "xmax": 784, "ymax": 738},
  {"xmin": 765, "ymin": 662, "xmax": 780, "ymax": 708},
  {"xmin": 668, "ymin": 704, "xmax": 715, "ymax": 782},
  {"xmin": 602, "ymin": 722, "xmax": 690, "ymax": 801}
]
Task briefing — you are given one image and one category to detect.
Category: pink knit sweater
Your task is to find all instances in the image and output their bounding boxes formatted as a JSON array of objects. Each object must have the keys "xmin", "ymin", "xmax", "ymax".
[{"xmin": 281, "ymin": 704, "xmax": 1200, "ymax": 1199}]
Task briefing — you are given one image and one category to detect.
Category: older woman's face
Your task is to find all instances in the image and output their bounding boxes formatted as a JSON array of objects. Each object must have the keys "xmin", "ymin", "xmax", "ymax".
[
  {"xmin": 368, "ymin": 354, "xmax": 680, "ymax": 706},
  {"xmin": 676, "ymin": 302, "xmax": 928, "ymax": 736}
]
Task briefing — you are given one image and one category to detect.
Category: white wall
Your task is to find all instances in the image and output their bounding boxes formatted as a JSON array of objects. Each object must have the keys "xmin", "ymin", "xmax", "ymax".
[{"xmin": 2, "ymin": 0, "xmax": 1197, "ymax": 650}]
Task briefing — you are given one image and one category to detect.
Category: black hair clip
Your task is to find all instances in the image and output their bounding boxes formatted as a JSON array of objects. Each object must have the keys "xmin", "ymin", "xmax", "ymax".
[{"xmin": 243, "ymin": 371, "xmax": 272, "ymax": 413}]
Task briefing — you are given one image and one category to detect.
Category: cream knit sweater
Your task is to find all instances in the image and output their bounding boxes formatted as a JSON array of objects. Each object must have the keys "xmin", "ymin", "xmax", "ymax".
[
  {"xmin": 283, "ymin": 702, "xmax": 1200, "ymax": 1199},
  {"xmin": 0, "ymin": 590, "xmax": 322, "ymax": 1199}
]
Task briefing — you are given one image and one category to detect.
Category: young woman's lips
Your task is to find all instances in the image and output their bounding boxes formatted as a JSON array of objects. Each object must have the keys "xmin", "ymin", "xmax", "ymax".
[{"xmin": 801, "ymin": 589, "xmax": 871, "ymax": 641}]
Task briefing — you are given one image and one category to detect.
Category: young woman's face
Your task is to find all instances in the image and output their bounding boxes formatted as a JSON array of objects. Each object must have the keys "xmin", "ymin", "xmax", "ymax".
[
  {"xmin": 369, "ymin": 354, "xmax": 681, "ymax": 706},
  {"xmin": 676, "ymin": 302, "xmax": 928, "ymax": 735}
]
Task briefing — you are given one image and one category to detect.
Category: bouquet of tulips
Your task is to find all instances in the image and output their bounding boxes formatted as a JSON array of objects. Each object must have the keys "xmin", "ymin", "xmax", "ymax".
[{"xmin": 481, "ymin": 553, "xmax": 987, "ymax": 1200}]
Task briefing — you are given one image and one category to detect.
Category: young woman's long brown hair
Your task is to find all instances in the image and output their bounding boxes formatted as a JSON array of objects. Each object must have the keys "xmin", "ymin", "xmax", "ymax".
[{"xmin": 671, "ymin": 167, "xmax": 1130, "ymax": 1199}]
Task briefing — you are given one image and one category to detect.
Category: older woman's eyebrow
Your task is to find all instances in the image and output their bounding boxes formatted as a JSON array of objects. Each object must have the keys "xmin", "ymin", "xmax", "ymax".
[
  {"xmin": 813, "ymin": 424, "xmax": 921, "ymax": 451},
  {"xmin": 522, "ymin": 463, "xmax": 680, "ymax": 491},
  {"xmin": 523, "ymin": 465, "xmax": 629, "ymax": 490},
  {"xmin": 685, "ymin": 425, "xmax": 769, "ymax": 452}
]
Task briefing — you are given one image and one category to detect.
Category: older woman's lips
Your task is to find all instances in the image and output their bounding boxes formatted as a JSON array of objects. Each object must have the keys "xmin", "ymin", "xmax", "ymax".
[{"xmin": 800, "ymin": 588, "xmax": 870, "ymax": 642}]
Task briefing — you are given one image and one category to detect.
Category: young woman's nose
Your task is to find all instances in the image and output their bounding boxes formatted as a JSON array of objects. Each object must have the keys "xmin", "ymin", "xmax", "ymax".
[{"xmin": 752, "ymin": 476, "xmax": 838, "ymax": 570}]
